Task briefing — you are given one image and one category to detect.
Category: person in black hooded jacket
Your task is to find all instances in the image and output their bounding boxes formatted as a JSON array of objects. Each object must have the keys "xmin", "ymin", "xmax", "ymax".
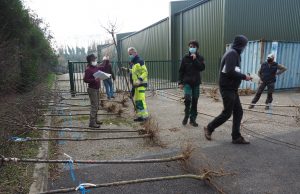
[
  {"xmin": 203, "ymin": 35, "xmax": 252, "ymax": 144},
  {"xmin": 178, "ymin": 40, "xmax": 205, "ymax": 127}
]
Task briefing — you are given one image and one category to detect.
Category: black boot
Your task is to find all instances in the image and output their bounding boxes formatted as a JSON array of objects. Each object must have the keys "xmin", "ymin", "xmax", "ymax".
[
  {"xmin": 89, "ymin": 123, "xmax": 100, "ymax": 129},
  {"xmin": 189, "ymin": 119, "xmax": 199, "ymax": 127},
  {"xmin": 182, "ymin": 116, "xmax": 189, "ymax": 125},
  {"xmin": 183, "ymin": 95, "xmax": 191, "ymax": 126},
  {"xmin": 134, "ymin": 117, "xmax": 146, "ymax": 122}
]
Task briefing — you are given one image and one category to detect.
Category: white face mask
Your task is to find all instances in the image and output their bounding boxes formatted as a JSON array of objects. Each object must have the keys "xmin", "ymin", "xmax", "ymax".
[{"xmin": 91, "ymin": 61, "xmax": 97, "ymax": 66}]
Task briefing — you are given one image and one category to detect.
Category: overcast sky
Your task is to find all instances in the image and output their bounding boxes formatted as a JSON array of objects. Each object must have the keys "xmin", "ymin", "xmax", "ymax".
[{"xmin": 23, "ymin": 0, "xmax": 171, "ymax": 48}]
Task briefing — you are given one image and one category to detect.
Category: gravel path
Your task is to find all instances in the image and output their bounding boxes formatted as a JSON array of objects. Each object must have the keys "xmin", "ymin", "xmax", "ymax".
[{"xmin": 47, "ymin": 75, "xmax": 300, "ymax": 194}]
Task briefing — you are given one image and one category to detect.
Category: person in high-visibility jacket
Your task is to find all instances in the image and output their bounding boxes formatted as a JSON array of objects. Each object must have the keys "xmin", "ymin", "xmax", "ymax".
[{"xmin": 128, "ymin": 47, "xmax": 149, "ymax": 122}]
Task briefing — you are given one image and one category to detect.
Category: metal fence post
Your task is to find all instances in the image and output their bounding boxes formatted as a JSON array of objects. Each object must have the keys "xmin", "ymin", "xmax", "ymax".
[{"xmin": 68, "ymin": 60, "xmax": 75, "ymax": 97}]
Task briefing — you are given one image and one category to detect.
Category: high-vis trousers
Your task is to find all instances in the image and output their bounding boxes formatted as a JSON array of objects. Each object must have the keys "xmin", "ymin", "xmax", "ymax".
[{"xmin": 134, "ymin": 86, "xmax": 149, "ymax": 118}]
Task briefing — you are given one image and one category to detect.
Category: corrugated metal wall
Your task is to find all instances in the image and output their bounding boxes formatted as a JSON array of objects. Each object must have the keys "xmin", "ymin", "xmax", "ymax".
[
  {"xmin": 119, "ymin": 18, "xmax": 169, "ymax": 61},
  {"xmin": 239, "ymin": 41, "xmax": 300, "ymax": 90},
  {"xmin": 224, "ymin": 0, "xmax": 300, "ymax": 44},
  {"xmin": 238, "ymin": 41, "xmax": 264, "ymax": 90},
  {"xmin": 97, "ymin": 0, "xmax": 300, "ymax": 87},
  {"xmin": 264, "ymin": 41, "xmax": 300, "ymax": 89},
  {"xmin": 176, "ymin": 0, "xmax": 225, "ymax": 83}
]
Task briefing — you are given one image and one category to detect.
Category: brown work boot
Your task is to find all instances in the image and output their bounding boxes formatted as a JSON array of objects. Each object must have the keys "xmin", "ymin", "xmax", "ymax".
[
  {"xmin": 232, "ymin": 136, "xmax": 250, "ymax": 144},
  {"xmin": 203, "ymin": 126, "xmax": 212, "ymax": 140}
]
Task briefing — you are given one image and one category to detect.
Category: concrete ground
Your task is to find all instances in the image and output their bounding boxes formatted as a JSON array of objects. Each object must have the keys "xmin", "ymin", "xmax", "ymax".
[{"xmin": 47, "ymin": 75, "xmax": 300, "ymax": 194}]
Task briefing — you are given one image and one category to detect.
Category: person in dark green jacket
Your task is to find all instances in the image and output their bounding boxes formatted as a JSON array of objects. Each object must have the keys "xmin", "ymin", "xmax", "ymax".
[{"xmin": 178, "ymin": 40, "xmax": 205, "ymax": 127}]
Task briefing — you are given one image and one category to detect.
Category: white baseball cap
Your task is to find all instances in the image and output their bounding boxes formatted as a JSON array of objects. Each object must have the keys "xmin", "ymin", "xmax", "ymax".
[
  {"xmin": 102, "ymin": 56, "xmax": 109, "ymax": 60},
  {"xmin": 267, "ymin": 54, "xmax": 275, "ymax": 59}
]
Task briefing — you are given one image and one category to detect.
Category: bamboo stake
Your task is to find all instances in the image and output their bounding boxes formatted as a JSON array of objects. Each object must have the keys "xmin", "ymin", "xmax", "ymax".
[
  {"xmin": 60, "ymin": 98, "xmax": 88, "ymax": 101},
  {"xmin": 48, "ymin": 104, "xmax": 90, "ymax": 107},
  {"xmin": 1, "ymin": 155, "xmax": 185, "ymax": 164},
  {"xmin": 32, "ymin": 125, "xmax": 144, "ymax": 131},
  {"xmin": 163, "ymin": 91, "xmax": 184, "ymax": 99},
  {"xmin": 241, "ymin": 126, "xmax": 300, "ymax": 150},
  {"xmin": 241, "ymin": 102, "xmax": 299, "ymax": 108},
  {"xmin": 11, "ymin": 135, "xmax": 150, "ymax": 142},
  {"xmin": 198, "ymin": 108, "xmax": 296, "ymax": 119},
  {"xmin": 156, "ymin": 92, "xmax": 183, "ymax": 102},
  {"xmin": 32, "ymin": 127, "xmax": 140, "ymax": 133},
  {"xmin": 41, "ymin": 109, "xmax": 98, "ymax": 112},
  {"xmin": 39, "ymin": 171, "xmax": 230, "ymax": 194},
  {"xmin": 243, "ymin": 108, "xmax": 296, "ymax": 117},
  {"xmin": 99, "ymin": 99, "xmax": 126, "ymax": 103},
  {"xmin": 43, "ymin": 113, "xmax": 118, "ymax": 116},
  {"xmin": 59, "ymin": 98, "xmax": 125, "ymax": 104}
]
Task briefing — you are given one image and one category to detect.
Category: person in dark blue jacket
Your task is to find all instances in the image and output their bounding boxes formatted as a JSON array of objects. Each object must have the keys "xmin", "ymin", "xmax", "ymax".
[
  {"xmin": 248, "ymin": 54, "xmax": 287, "ymax": 110},
  {"xmin": 204, "ymin": 35, "xmax": 252, "ymax": 144}
]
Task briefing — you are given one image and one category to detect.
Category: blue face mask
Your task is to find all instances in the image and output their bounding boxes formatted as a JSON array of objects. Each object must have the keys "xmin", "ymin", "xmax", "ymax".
[
  {"xmin": 129, "ymin": 54, "xmax": 135, "ymax": 61},
  {"xmin": 189, "ymin": 48, "xmax": 197, "ymax": 54}
]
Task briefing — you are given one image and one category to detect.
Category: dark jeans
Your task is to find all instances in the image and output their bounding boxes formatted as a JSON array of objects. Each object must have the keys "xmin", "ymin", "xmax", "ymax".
[
  {"xmin": 207, "ymin": 89, "xmax": 243, "ymax": 140},
  {"xmin": 251, "ymin": 82, "xmax": 275, "ymax": 104}
]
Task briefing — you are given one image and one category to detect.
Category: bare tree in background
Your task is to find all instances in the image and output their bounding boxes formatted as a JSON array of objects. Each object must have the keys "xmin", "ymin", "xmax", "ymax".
[
  {"xmin": 101, "ymin": 20, "xmax": 136, "ymax": 110},
  {"xmin": 101, "ymin": 20, "xmax": 121, "ymax": 63}
]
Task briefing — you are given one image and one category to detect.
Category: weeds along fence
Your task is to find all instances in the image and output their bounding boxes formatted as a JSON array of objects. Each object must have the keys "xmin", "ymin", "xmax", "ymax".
[{"xmin": 68, "ymin": 60, "xmax": 181, "ymax": 95}]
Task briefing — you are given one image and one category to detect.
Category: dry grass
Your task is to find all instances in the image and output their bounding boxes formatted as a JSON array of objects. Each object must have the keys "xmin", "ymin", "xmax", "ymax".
[
  {"xmin": 100, "ymin": 100, "xmax": 105, "ymax": 107},
  {"xmin": 106, "ymin": 103, "xmax": 117, "ymax": 113},
  {"xmin": 0, "ymin": 75, "xmax": 56, "ymax": 194},
  {"xmin": 181, "ymin": 144, "xmax": 195, "ymax": 161},
  {"xmin": 115, "ymin": 88, "xmax": 123, "ymax": 93},
  {"xmin": 208, "ymin": 87, "xmax": 220, "ymax": 102},
  {"xmin": 140, "ymin": 117, "xmax": 165, "ymax": 147},
  {"xmin": 100, "ymin": 101, "xmax": 124, "ymax": 116},
  {"xmin": 168, "ymin": 127, "xmax": 181, "ymax": 132},
  {"xmin": 121, "ymin": 98, "xmax": 129, "ymax": 107},
  {"xmin": 99, "ymin": 92, "xmax": 106, "ymax": 99},
  {"xmin": 238, "ymin": 88, "xmax": 255, "ymax": 96},
  {"xmin": 179, "ymin": 145, "xmax": 234, "ymax": 194},
  {"xmin": 117, "ymin": 108, "xmax": 124, "ymax": 115}
]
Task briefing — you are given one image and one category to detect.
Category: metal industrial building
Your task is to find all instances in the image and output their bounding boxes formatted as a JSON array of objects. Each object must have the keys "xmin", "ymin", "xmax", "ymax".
[{"xmin": 99, "ymin": 0, "xmax": 300, "ymax": 84}]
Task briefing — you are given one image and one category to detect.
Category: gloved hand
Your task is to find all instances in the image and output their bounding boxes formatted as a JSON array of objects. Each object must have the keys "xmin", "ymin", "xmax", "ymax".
[
  {"xmin": 133, "ymin": 79, "xmax": 142, "ymax": 87},
  {"xmin": 121, "ymin": 67, "xmax": 130, "ymax": 73}
]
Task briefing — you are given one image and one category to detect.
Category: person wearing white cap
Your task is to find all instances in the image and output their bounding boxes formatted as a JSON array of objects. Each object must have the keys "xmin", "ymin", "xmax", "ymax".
[
  {"xmin": 249, "ymin": 54, "xmax": 287, "ymax": 110},
  {"xmin": 100, "ymin": 56, "xmax": 115, "ymax": 99}
]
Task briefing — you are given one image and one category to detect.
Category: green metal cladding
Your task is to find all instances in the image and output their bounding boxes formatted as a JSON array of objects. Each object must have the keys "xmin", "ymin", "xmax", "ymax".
[
  {"xmin": 99, "ymin": 0, "xmax": 299, "ymax": 84},
  {"xmin": 119, "ymin": 18, "xmax": 169, "ymax": 62},
  {"xmin": 224, "ymin": 0, "xmax": 300, "ymax": 44},
  {"xmin": 175, "ymin": 0, "xmax": 225, "ymax": 83}
]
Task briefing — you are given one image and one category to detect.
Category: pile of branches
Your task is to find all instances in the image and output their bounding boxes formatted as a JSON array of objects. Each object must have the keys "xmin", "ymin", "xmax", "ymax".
[
  {"xmin": 100, "ymin": 100, "xmax": 124, "ymax": 115},
  {"xmin": 202, "ymin": 87, "xmax": 220, "ymax": 102},
  {"xmin": 238, "ymin": 88, "xmax": 255, "ymax": 96}
]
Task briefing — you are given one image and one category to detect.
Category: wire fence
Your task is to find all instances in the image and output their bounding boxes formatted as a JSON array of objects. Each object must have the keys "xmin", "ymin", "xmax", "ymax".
[{"xmin": 68, "ymin": 60, "xmax": 181, "ymax": 94}]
